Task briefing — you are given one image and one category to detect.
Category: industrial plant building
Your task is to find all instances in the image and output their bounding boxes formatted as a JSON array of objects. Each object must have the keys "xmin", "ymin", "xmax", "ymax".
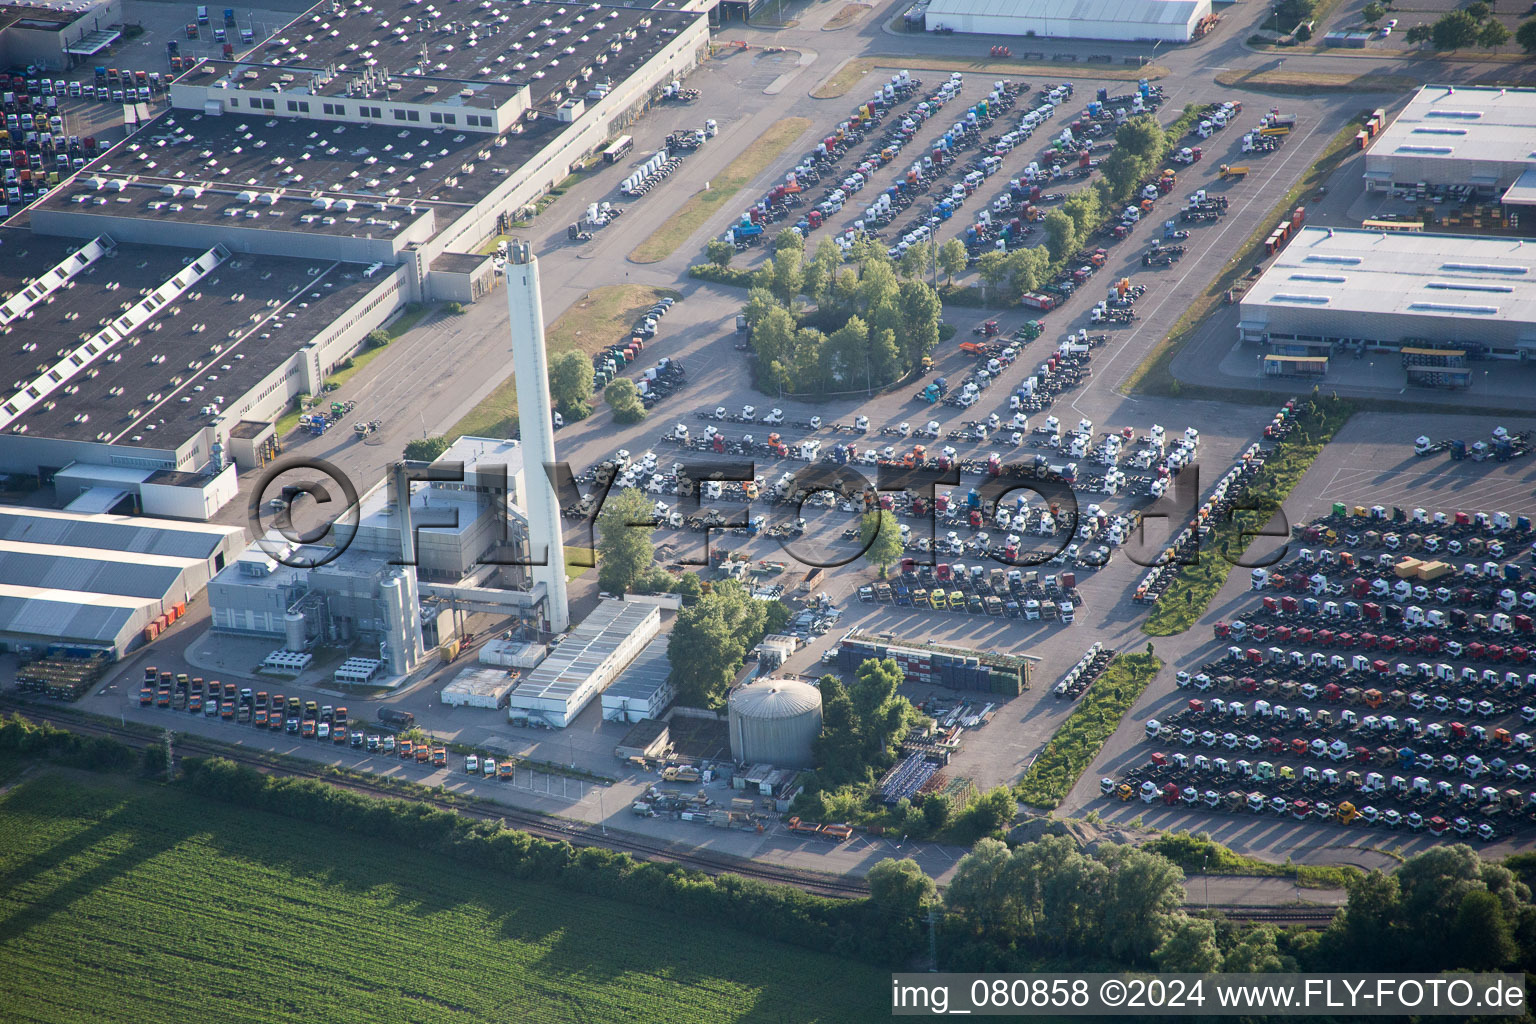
[
  {"xmin": 918, "ymin": 0, "xmax": 1212, "ymax": 42},
  {"xmin": 1239, "ymin": 227, "xmax": 1536, "ymax": 362},
  {"xmin": 505, "ymin": 599, "xmax": 659, "ymax": 727},
  {"xmin": 1365, "ymin": 85, "xmax": 1536, "ymax": 205},
  {"xmin": 0, "ymin": 0, "xmax": 709, "ymax": 503},
  {"xmin": 0, "ymin": 506, "xmax": 243, "ymax": 657},
  {"xmin": 208, "ymin": 439, "xmax": 556, "ymax": 679}
]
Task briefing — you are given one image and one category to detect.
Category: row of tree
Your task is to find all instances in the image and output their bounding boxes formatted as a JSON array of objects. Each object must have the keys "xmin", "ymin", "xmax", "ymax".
[
  {"xmin": 740, "ymin": 232, "xmax": 944, "ymax": 396},
  {"xmin": 1400, "ymin": 3, "xmax": 1512, "ymax": 48},
  {"xmin": 17, "ymin": 709, "xmax": 1536, "ymax": 979}
]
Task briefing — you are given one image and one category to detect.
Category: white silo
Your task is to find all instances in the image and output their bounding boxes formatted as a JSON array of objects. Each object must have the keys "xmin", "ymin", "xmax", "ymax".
[
  {"xmin": 728, "ymin": 679, "xmax": 824, "ymax": 769},
  {"xmin": 283, "ymin": 611, "xmax": 307, "ymax": 652}
]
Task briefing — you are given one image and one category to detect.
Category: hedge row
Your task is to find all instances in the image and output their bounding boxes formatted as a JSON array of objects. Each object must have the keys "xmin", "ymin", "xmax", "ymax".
[
  {"xmin": 0, "ymin": 713, "xmax": 141, "ymax": 772},
  {"xmin": 687, "ymin": 264, "xmax": 754, "ymax": 288}
]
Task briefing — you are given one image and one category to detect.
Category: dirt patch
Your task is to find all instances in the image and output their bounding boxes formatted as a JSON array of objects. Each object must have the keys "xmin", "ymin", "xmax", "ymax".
[{"xmin": 822, "ymin": 2, "xmax": 871, "ymax": 30}]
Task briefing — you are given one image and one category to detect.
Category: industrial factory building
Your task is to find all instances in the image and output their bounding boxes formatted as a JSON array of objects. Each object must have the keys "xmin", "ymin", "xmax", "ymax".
[
  {"xmin": 920, "ymin": 0, "xmax": 1212, "ymax": 42},
  {"xmin": 727, "ymin": 678, "xmax": 824, "ymax": 770},
  {"xmin": 0, "ymin": 506, "xmax": 244, "ymax": 658},
  {"xmin": 0, "ymin": 0, "xmax": 709, "ymax": 499},
  {"xmin": 1239, "ymin": 227, "xmax": 1536, "ymax": 362},
  {"xmin": 505, "ymin": 599, "xmax": 660, "ymax": 728},
  {"xmin": 1365, "ymin": 85, "xmax": 1536, "ymax": 202}
]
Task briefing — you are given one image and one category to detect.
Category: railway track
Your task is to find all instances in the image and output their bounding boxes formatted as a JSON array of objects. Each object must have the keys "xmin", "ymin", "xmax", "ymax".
[
  {"xmin": 6, "ymin": 699, "xmax": 1352, "ymax": 916},
  {"xmin": 1211, "ymin": 906, "xmax": 1340, "ymax": 928},
  {"xmin": 1, "ymin": 698, "xmax": 870, "ymax": 899}
]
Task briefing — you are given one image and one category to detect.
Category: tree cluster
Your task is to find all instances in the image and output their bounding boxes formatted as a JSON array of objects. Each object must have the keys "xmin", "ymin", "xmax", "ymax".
[
  {"xmin": 860, "ymin": 509, "xmax": 904, "ymax": 578},
  {"xmin": 403, "ymin": 435, "xmax": 452, "ymax": 462},
  {"xmin": 1310, "ymin": 844, "xmax": 1534, "ymax": 972},
  {"xmin": 1407, "ymin": 4, "xmax": 1509, "ymax": 46},
  {"xmin": 943, "ymin": 835, "xmax": 1194, "ymax": 968},
  {"xmin": 742, "ymin": 233, "xmax": 943, "ymax": 396},
  {"xmin": 668, "ymin": 579, "xmax": 783, "ymax": 707},
  {"xmin": 548, "ymin": 349, "xmax": 595, "ymax": 421},
  {"xmin": 595, "ymin": 487, "xmax": 659, "ymax": 595},
  {"xmin": 806, "ymin": 659, "xmax": 919, "ymax": 790},
  {"xmin": 603, "ymin": 377, "xmax": 647, "ymax": 424}
]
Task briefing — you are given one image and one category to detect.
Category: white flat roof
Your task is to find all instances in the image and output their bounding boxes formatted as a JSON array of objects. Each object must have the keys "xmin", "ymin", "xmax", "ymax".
[
  {"xmin": 1244, "ymin": 227, "xmax": 1536, "ymax": 323},
  {"xmin": 925, "ymin": 0, "xmax": 1205, "ymax": 26},
  {"xmin": 1373, "ymin": 85, "xmax": 1536, "ymax": 171},
  {"xmin": 1503, "ymin": 167, "xmax": 1536, "ymax": 207}
]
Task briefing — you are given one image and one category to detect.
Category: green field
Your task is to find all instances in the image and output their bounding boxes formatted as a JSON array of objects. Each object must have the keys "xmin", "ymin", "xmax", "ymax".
[{"xmin": 0, "ymin": 772, "xmax": 887, "ymax": 1024}]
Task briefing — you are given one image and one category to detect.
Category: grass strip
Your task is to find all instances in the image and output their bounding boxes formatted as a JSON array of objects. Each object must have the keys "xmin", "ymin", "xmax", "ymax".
[
  {"xmin": 627, "ymin": 117, "xmax": 812, "ymax": 264},
  {"xmin": 1121, "ymin": 117, "xmax": 1366, "ymax": 398},
  {"xmin": 1214, "ymin": 68, "xmax": 1420, "ymax": 93},
  {"xmin": 1142, "ymin": 397, "xmax": 1354, "ymax": 637},
  {"xmin": 822, "ymin": 2, "xmax": 871, "ymax": 30},
  {"xmin": 1143, "ymin": 832, "xmax": 1364, "ymax": 891},
  {"xmin": 1016, "ymin": 652, "xmax": 1162, "ymax": 809},
  {"xmin": 812, "ymin": 56, "xmax": 1170, "ymax": 100},
  {"xmin": 447, "ymin": 284, "xmax": 679, "ymax": 439}
]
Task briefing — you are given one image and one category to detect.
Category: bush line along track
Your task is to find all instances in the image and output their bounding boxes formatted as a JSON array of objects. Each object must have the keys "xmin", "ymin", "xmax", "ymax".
[
  {"xmin": 5, "ymin": 699, "xmax": 1348, "ymax": 923},
  {"xmin": 0, "ymin": 697, "xmax": 868, "ymax": 900}
]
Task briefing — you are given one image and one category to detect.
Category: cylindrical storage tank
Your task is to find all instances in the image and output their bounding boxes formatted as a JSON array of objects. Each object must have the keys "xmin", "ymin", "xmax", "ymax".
[
  {"xmin": 380, "ymin": 576, "xmax": 408, "ymax": 676},
  {"xmin": 284, "ymin": 611, "xmax": 307, "ymax": 652},
  {"xmin": 728, "ymin": 679, "xmax": 823, "ymax": 769}
]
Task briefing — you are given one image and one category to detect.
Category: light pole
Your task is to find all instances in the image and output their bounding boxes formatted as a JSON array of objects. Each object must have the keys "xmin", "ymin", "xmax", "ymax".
[
  {"xmin": 1202, "ymin": 854, "xmax": 1210, "ymax": 911},
  {"xmin": 597, "ymin": 786, "xmax": 607, "ymax": 835}
]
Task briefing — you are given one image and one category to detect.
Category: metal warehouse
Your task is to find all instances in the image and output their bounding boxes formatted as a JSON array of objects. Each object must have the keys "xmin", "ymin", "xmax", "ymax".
[
  {"xmin": 0, "ymin": 507, "xmax": 244, "ymax": 657},
  {"xmin": 505, "ymin": 599, "xmax": 660, "ymax": 728},
  {"xmin": 921, "ymin": 0, "xmax": 1212, "ymax": 42},
  {"xmin": 1239, "ymin": 227, "xmax": 1536, "ymax": 360},
  {"xmin": 600, "ymin": 635, "xmax": 674, "ymax": 724},
  {"xmin": 1365, "ymin": 85, "xmax": 1536, "ymax": 200}
]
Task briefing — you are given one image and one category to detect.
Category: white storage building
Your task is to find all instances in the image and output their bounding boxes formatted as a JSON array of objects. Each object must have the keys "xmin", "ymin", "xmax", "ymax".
[
  {"xmin": 1239, "ymin": 226, "xmax": 1536, "ymax": 360},
  {"xmin": 442, "ymin": 665, "xmax": 521, "ymax": 709},
  {"xmin": 601, "ymin": 635, "xmax": 674, "ymax": 724},
  {"xmin": 505, "ymin": 600, "xmax": 660, "ymax": 727},
  {"xmin": 1365, "ymin": 85, "xmax": 1536, "ymax": 199},
  {"xmin": 923, "ymin": 0, "xmax": 1211, "ymax": 42}
]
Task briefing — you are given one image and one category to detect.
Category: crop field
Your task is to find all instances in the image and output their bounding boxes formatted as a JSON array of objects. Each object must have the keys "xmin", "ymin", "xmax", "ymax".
[{"xmin": 0, "ymin": 772, "xmax": 887, "ymax": 1024}]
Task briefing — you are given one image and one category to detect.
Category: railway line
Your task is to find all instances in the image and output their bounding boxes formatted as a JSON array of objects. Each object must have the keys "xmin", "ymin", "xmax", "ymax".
[
  {"xmin": 4, "ymin": 697, "xmax": 1352, "ymax": 916},
  {"xmin": 1, "ymin": 697, "xmax": 871, "ymax": 899}
]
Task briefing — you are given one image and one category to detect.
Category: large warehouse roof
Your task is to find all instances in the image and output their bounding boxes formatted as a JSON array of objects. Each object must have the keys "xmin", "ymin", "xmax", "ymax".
[
  {"xmin": 0, "ymin": 508, "xmax": 244, "ymax": 654},
  {"xmin": 1373, "ymin": 85, "xmax": 1536, "ymax": 171},
  {"xmin": 0, "ymin": 507, "xmax": 240, "ymax": 559},
  {"xmin": 924, "ymin": 0, "xmax": 1207, "ymax": 31},
  {"xmin": 1245, "ymin": 227, "xmax": 1536, "ymax": 324}
]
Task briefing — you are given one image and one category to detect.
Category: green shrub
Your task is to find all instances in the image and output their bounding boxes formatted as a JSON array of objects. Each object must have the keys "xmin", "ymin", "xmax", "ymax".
[
  {"xmin": 688, "ymin": 264, "xmax": 755, "ymax": 288},
  {"xmin": 366, "ymin": 329, "xmax": 391, "ymax": 349},
  {"xmin": 1016, "ymin": 653, "xmax": 1162, "ymax": 808}
]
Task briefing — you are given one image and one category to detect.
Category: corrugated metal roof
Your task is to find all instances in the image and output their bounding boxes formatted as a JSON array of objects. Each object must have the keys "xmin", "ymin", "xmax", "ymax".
[
  {"xmin": 926, "ymin": 0, "xmax": 1204, "ymax": 26},
  {"xmin": 0, "ymin": 508, "xmax": 235, "ymax": 559},
  {"xmin": 0, "ymin": 550, "xmax": 182, "ymax": 598},
  {"xmin": 730, "ymin": 678, "xmax": 823, "ymax": 718},
  {"xmin": 0, "ymin": 591, "xmax": 144, "ymax": 643},
  {"xmin": 511, "ymin": 600, "xmax": 657, "ymax": 702},
  {"xmin": 604, "ymin": 636, "xmax": 671, "ymax": 702}
]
